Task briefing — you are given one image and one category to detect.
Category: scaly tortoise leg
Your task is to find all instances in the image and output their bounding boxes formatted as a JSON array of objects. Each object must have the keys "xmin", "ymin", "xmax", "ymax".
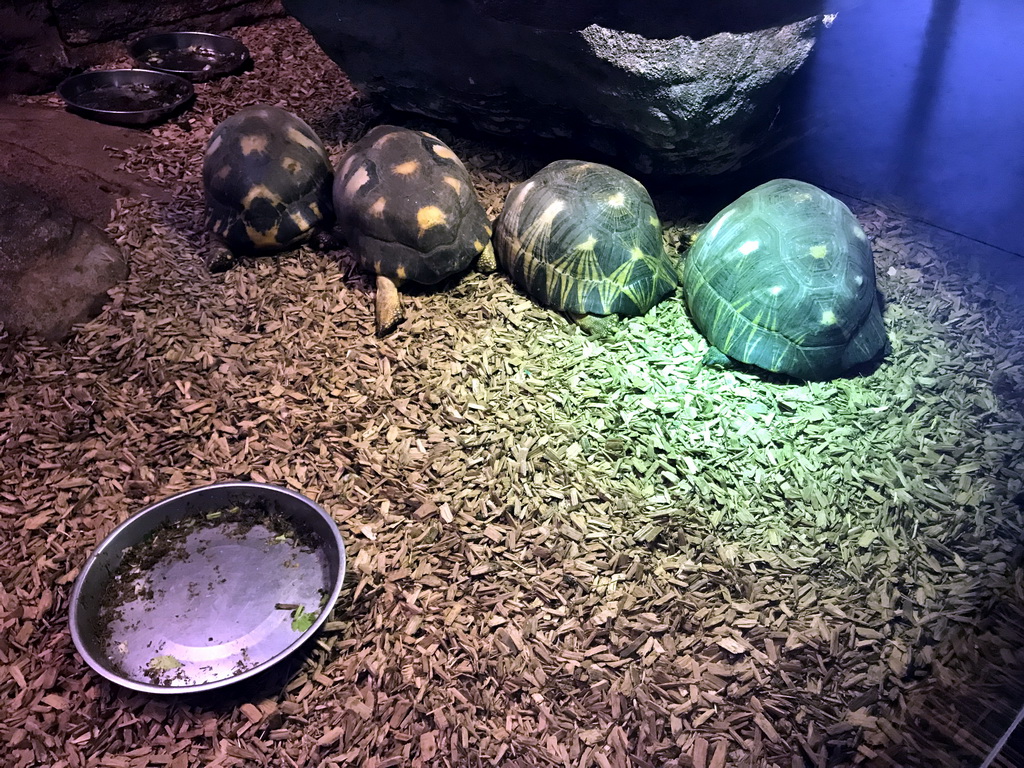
[
  {"xmin": 374, "ymin": 274, "xmax": 404, "ymax": 337},
  {"xmin": 568, "ymin": 312, "xmax": 616, "ymax": 338}
]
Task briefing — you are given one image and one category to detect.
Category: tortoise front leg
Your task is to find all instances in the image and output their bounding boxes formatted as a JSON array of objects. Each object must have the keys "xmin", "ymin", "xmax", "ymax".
[
  {"xmin": 204, "ymin": 239, "xmax": 237, "ymax": 273},
  {"xmin": 374, "ymin": 274, "xmax": 404, "ymax": 337},
  {"xmin": 568, "ymin": 312, "xmax": 616, "ymax": 338},
  {"xmin": 475, "ymin": 240, "xmax": 497, "ymax": 274}
]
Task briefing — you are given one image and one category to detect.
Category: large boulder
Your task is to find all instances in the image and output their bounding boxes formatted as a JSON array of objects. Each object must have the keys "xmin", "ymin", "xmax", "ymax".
[
  {"xmin": 285, "ymin": 0, "xmax": 825, "ymax": 176},
  {"xmin": 0, "ymin": 182, "xmax": 128, "ymax": 341}
]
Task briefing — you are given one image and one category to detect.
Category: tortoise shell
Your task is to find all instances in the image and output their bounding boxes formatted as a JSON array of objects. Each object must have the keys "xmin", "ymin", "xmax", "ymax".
[
  {"xmin": 682, "ymin": 178, "xmax": 887, "ymax": 380},
  {"xmin": 332, "ymin": 125, "xmax": 492, "ymax": 285},
  {"xmin": 203, "ymin": 105, "xmax": 332, "ymax": 253},
  {"xmin": 494, "ymin": 160, "xmax": 677, "ymax": 316}
]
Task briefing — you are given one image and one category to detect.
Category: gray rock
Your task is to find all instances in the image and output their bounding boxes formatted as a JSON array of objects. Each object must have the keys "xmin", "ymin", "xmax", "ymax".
[
  {"xmin": 285, "ymin": 0, "xmax": 824, "ymax": 175},
  {"xmin": 0, "ymin": 183, "xmax": 128, "ymax": 341},
  {"xmin": 0, "ymin": 3, "xmax": 70, "ymax": 95}
]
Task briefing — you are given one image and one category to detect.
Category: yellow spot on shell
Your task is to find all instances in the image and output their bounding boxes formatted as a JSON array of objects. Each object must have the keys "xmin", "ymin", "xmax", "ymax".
[
  {"xmin": 243, "ymin": 184, "xmax": 281, "ymax": 208},
  {"xmin": 539, "ymin": 199, "xmax": 566, "ymax": 225},
  {"xmin": 484, "ymin": 224, "xmax": 492, "ymax": 236},
  {"xmin": 474, "ymin": 239, "xmax": 485, "ymax": 253},
  {"xmin": 214, "ymin": 165, "xmax": 232, "ymax": 180},
  {"xmin": 630, "ymin": 246, "xmax": 645, "ymax": 260},
  {"xmin": 577, "ymin": 235, "xmax": 598, "ymax": 251},
  {"xmin": 369, "ymin": 197, "xmax": 386, "ymax": 217},
  {"xmin": 338, "ymin": 154, "xmax": 358, "ymax": 180},
  {"xmin": 417, "ymin": 205, "xmax": 447, "ymax": 236},
  {"xmin": 606, "ymin": 192, "xmax": 626, "ymax": 207},
  {"xmin": 290, "ymin": 208, "xmax": 314, "ymax": 229},
  {"xmin": 431, "ymin": 144, "xmax": 458, "ymax": 162},
  {"xmin": 810, "ymin": 244, "xmax": 828, "ymax": 259},
  {"xmin": 245, "ymin": 222, "xmax": 280, "ymax": 248},
  {"xmin": 240, "ymin": 134, "xmax": 269, "ymax": 155},
  {"xmin": 309, "ymin": 202, "xmax": 321, "ymax": 218},
  {"xmin": 393, "ymin": 160, "xmax": 420, "ymax": 175},
  {"xmin": 395, "ymin": 265, "xmax": 407, "ymax": 280},
  {"xmin": 443, "ymin": 176, "xmax": 462, "ymax": 194},
  {"xmin": 285, "ymin": 126, "xmax": 323, "ymax": 155},
  {"xmin": 649, "ymin": 215, "xmax": 659, "ymax": 227},
  {"xmin": 343, "ymin": 166, "xmax": 371, "ymax": 200},
  {"xmin": 281, "ymin": 156, "xmax": 302, "ymax": 174},
  {"xmin": 821, "ymin": 310, "xmax": 837, "ymax": 325}
]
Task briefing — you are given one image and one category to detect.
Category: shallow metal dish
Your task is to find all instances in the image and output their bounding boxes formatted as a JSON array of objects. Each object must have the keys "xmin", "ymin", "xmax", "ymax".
[
  {"xmin": 56, "ymin": 68, "xmax": 194, "ymax": 126},
  {"xmin": 70, "ymin": 481, "xmax": 346, "ymax": 694},
  {"xmin": 130, "ymin": 31, "xmax": 252, "ymax": 82}
]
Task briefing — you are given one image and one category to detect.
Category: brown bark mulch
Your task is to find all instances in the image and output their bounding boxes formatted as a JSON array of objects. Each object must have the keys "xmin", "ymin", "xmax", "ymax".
[{"xmin": 2, "ymin": 15, "xmax": 1024, "ymax": 768}]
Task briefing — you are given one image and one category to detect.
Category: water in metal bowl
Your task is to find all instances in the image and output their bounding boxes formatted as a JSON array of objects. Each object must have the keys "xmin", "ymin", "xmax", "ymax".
[
  {"xmin": 70, "ymin": 482, "xmax": 346, "ymax": 694},
  {"xmin": 130, "ymin": 31, "xmax": 252, "ymax": 82},
  {"xmin": 57, "ymin": 68, "xmax": 194, "ymax": 126}
]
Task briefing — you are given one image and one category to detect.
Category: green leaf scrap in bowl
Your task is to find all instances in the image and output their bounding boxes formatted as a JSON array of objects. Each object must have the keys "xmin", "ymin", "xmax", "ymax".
[
  {"xmin": 291, "ymin": 606, "xmax": 317, "ymax": 632},
  {"xmin": 148, "ymin": 654, "xmax": 183, "ymax": 671}
]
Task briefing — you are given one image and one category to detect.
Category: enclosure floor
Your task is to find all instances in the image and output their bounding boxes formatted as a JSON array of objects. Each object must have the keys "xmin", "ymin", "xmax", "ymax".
[{"xmin": 2, "ymin": 16, "xmax": 1024, "ymax": 768}]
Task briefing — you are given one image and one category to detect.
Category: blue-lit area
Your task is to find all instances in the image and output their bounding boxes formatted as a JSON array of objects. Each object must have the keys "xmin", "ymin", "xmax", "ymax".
[{"xmin": 762, "ymin": 0, "xmax": 1024, "ymax": 280}]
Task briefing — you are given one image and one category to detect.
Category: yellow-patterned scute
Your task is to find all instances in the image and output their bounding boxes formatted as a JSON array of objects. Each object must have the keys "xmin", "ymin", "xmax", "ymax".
[{"xmin": 494, "ymin": 160, "xmax": 677, "ymax": 318}]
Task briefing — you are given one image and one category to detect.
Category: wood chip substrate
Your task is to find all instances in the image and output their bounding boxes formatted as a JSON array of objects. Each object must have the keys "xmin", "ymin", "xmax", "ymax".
[{"xmin": 2, "ymin": 16, "xmax": 1024, "ymax": 768}]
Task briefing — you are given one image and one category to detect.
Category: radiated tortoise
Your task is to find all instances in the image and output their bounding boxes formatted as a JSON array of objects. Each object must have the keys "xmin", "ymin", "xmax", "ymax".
[
  {"xmin": 332, "ymin": 125, "xmax": 495, "ymax": 336},
  {"xmin": 202, "ymin": 105, "xmax": 333, "ymax": 269},
  {"xmin": 682, "ymin": 178, "xmax": 887, "ymax": 380},
  {"xmin": 494, "ymin": 160, "xmax": 677, "ymax": 333}
]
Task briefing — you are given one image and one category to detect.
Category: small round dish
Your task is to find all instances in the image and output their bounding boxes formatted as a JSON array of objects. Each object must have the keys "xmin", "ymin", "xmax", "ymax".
[
  {"xmin": 70, "ymin": 481, "xmax": 346, "ymax": 694},
  {"xmin": 130, "ymin": 31, "xmax": 252, "ymax": 82},
  {"xmin": 56, "ymin": 68, "xmax": 194, "ymax": 126}
]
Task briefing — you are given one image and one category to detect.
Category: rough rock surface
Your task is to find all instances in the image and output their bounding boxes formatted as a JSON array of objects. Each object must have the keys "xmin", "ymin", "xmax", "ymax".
[
  {"xmin": 0, "ymin": 3, "xmax": 70, "ymax": 95},
  {"xmin": 285, "ymin": 0, "xmax": 824, "ymax": 176},
  {"xmin": 0, "ymin": 0, "xmax": 283, "ymax": 95},
  {"xmin": 0, "ymin": 182, "xmax": 128, "ymax": 341}
]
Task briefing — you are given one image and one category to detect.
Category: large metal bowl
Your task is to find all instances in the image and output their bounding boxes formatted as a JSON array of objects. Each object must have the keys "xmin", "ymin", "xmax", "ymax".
[
  {"xmin": 130, "ymin": 31, "xmax": 252, "ymax": 82},
  {"xmin": 70, "ymin": 482, "xmax": 346, "ymax": 694},
  {"xmin": 56, "ymin": 68, "xmax": 194, "ymax": 126}
]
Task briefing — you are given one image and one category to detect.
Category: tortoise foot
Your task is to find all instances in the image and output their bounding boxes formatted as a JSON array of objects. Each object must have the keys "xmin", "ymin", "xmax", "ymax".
[
  {"xmin": 374, "ymin": 275, "xmax": 405, "ymax": 337},
  {"xmin": 204, "ymin": 241, "xmax": 237, "ymax": 273},
  {"xmin": 701, "ymin": 346, "xmax": 733, "ymax": 369},
  {"xmin": 569, "ymin": 312, "xmax": 617, "ymax": 338},
  {"xmin": 475, "ymin": 241, "xmax": 497, "ymax": 274},
  {"xmin": 311, "ymin": 228, "xmax": 342, "ymax": 252}
]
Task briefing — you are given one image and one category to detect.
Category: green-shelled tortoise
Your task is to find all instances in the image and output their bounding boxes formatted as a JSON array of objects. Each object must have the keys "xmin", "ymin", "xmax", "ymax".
[
  {"xmin": 494, "ymin": 160, "xmax": 678, "ymax": 333},
  {"xmin": 333, "ymin": 125, "xmax": 495, "ymax": 336},
  {"xmin": 203, "ymin": 105, "xmax": 333, "ymax": 270},
  {"xmin": 682, "ymin": 178, "xmax": 887, "ymax": 380}
]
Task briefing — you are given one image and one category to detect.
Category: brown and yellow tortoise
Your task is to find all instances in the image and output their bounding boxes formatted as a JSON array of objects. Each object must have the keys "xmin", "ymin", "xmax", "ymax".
[{"xmin": 333, "ymin": 125, "xmax": 495, "ymax": 336}]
